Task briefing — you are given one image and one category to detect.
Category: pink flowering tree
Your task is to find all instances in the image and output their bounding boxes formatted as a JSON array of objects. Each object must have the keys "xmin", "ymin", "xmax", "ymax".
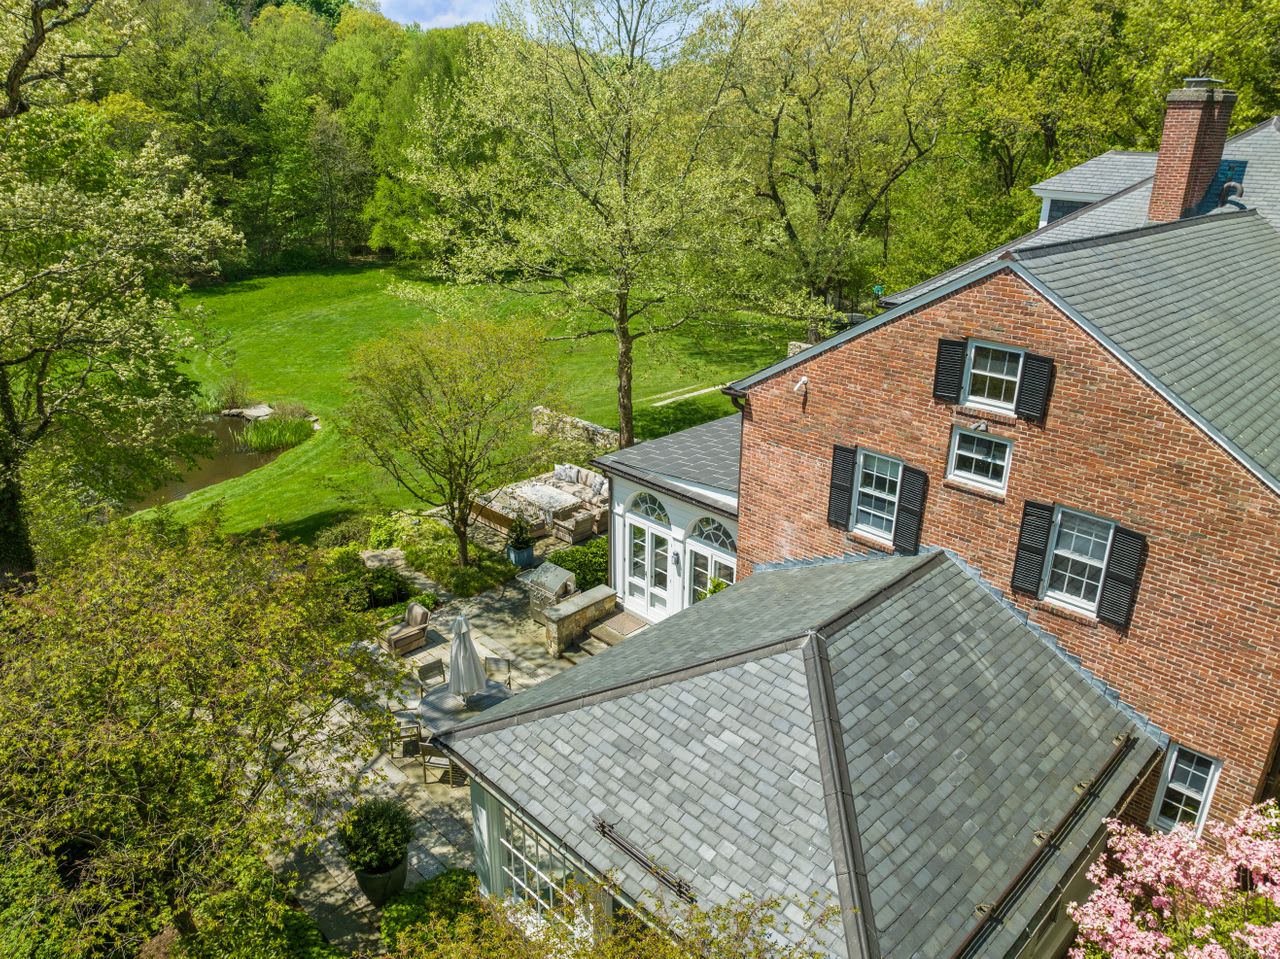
[{"xmin": 1070, "ymin": 802, "xmax": 1280, "ymax": 958}]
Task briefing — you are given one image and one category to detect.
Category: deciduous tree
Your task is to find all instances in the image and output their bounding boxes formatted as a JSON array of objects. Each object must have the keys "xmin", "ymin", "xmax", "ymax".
[
  {"xmin": 0, "ymin": 517, "xmax": 399, "ymax": 951},
  {"xmin": 342, "ymin": 316, "xmax": 550, "ymax": 567},
  {"xmin": 406, "ymin": 1, "xmax": 748, "ymax": 448}
]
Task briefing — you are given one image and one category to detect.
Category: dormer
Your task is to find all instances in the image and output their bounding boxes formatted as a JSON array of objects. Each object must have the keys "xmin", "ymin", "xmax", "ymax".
[{"xmin": 1029, "ymin": 150, "xmax": 1156, "ymax": 227}]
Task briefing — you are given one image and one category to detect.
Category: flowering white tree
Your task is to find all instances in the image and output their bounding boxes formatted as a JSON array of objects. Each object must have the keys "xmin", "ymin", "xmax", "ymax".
[
  {"xmin": 1071, "ymin": 802, "xmax": 1280, "ymax": 958},
  {"xmin": 0, "ymin": 110, "xmax": 239, "ymax": 581}
]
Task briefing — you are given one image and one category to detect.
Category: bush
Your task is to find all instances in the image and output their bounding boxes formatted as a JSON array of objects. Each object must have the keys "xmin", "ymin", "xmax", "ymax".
[
  {"xmin": 322, "ymin": 545, "xmax": 412, "ymax": 611},
  {"xmin": 204, "ymin": 372, "xmax": 253, "ymax": 412},
  {"xmin": 365, "ymin": 513, "xmax": 401, "ymax": 550},
  {"xmin": 381, "ymin": 869, "xmax": 479, "ymax": 950},
  {"xmin": 338, "ymin": 798, "xmax": 414, "ymax": 875},
  {"xmin": 400, "ymin": 521, "xmax": 516, "ymax": 597},
  {"xmin": 384, "ymin": 591, "xmax": 440, "ymax": 621},
  {"xmin": 314, "ymin": 514, "xmax": 373, "ymax": 550},
  {"xmin": 239, "ymin": 418, "xmax": 314, "ymax": 454},
  {"xmin": 506, "ymin": 515, "xmax": 534, "ymax": 551},
  {"xmin": 546, "ymin": 535, "xmax": 609, "ymax": 591}
]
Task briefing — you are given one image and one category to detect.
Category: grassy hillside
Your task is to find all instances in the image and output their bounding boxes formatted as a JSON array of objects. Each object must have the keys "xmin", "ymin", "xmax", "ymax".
[{"xmin": 160, "ymin": 265, "xmax": 792, "ymax": 539}]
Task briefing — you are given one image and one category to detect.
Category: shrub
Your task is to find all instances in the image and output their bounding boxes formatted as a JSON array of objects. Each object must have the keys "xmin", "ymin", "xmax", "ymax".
[
  {"xmin": 338, "ymin": 798, "xmax": 414, "ymax": 875},
  {"xmin": 546, "ymin": 535, "xmax": 609, "ymax": 591},
  {"xmin": 400, "ymin": 521, "xmax": 516, "ymax": 597},
  {"xmin": 506, "ymin": 515, "xmax": 535, "ymax": 551},
  {"xmin": 381, "ymin": 869, "xmax": 479, "ymax": 950},
  {"xmin": 383, "ymin": 591, "xmax": 440, "ymax": 621},
  {"xmin": 314, "ymin": 514, "xmax": 373, "ymax": 550},
  {"xmin": 365, "ymin": 513, "xmax": 401, "ymax": 550},
  {"xmin": 239, "ymin": 418, "xmax": 314, "ymax": 454},
  {"xmin": 204, "ymin": 372, "xmax": 253, "ymax": 412},
  {"xmin": 322, "ymin": 546, "xmax": 411, "ymax": 611}
]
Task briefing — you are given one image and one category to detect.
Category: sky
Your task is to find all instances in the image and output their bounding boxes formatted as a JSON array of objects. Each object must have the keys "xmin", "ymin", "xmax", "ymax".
[{"xmin": 380, "ymin": 0, "xmax": 495, "ymax": 29}]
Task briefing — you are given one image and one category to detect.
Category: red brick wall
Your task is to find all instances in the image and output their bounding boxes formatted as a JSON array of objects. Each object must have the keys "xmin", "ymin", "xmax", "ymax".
[{"xmin": 738, "ymin": 268, "xmax": 1280, "ymax": 822}]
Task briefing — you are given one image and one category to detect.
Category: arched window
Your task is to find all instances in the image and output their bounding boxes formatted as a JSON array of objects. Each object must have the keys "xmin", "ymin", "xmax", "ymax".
[
  {"xmin": 690, "ymin": 517, "xmax": 736, "ymax": 552},
  {"xmin": 629, "ymin": 492, "xmax": 669, "ymax": 524}
]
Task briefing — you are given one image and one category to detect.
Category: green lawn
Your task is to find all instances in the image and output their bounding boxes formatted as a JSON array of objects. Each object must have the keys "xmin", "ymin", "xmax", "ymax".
[{"xmin": 161, "ymin": 264, "xmax": 793, "ymax": 540}]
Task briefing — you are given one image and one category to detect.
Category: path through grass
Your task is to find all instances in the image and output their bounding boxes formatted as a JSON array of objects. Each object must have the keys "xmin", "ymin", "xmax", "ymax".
[{"xmin": 161, "ymin": 265, "xmax": 793, "ymax": 540}]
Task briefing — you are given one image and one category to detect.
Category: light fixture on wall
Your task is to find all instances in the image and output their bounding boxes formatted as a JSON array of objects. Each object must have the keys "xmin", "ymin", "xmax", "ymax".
[
  {"xmin": 794, "ymin": 375, "xmax": 809, "ymax": 395},
  {"xmin": 972, "ymin": 420, "xmax": 989, "ymax": 432},
  {"xmin": 672, "ymin": 552, "xmax": 681, "ymax": 575}
]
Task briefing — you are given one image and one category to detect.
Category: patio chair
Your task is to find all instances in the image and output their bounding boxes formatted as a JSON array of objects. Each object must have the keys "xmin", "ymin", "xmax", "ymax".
[
  {"xmin": 553, "ymin": 510, "xmax": 598, "ymax": 545},
  {"xmin": 392, "ymin": 719, "xmax": 423, "ymax": 759},
  {"xmin": 420, "ymin": 739, "xmax": 468, "ymax": 787},
  {"xmin": 381, "ymin": 601, "xmax": 431, "ymax": 658},
  {"xmin": 485, "ymin": 656, "xmax": 513, "ymax": 688},
  {"xmin": 418, "ymin": 658, "xmax": 446, "ymax": 692}
]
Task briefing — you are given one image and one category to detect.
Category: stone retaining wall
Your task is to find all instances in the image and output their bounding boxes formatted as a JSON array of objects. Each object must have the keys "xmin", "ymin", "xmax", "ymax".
[
  {"xmin": 541, "ymin": 584, "xmax": 617, "ymax": 657},
  {"xmin": 532, "ymin": 406, "xmax": 619, "ymax": 453}
]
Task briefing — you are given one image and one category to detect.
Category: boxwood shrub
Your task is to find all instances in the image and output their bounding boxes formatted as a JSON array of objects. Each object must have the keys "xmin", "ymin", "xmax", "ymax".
[
  {"xmin": 338, "ymin": 798, "xmax": 414, "ymax": 875},
  {"xmin": 546, "ymin": 535, "xmax": 608, "ymax": 591},
  {"xmin": 380, "ymin": 869, "xmax": 479, "ymax": 951}
]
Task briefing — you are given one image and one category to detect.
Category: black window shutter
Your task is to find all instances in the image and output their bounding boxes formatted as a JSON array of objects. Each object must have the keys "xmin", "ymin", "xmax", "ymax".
[
  {"xmin": 827, "ymin": 445, "xmax": 858, "ymax": 529},
  {"xmin": 1097, "ymin": 526, "xmax": 1148, "ymax": 629},
  {"xmin": 1015, "ymin": 353, "xmax": 1055, "ymax": 422},
  {"xmin": 892, "ymin": 466, "xmax": 929, "ymax": 555},
  {"xmin": 1011, "ymin": 501, "xmax": 1055, "ymax": 596},
  {"xmin": 933, "ymin": 339, "xmax": 967, "ymax": 402}
]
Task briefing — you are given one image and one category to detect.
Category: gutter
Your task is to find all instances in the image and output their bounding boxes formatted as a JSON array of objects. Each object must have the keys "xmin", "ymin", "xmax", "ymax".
[{"xmin": 590, "ymin": 460, "xmax": 739, "ymax": 519}]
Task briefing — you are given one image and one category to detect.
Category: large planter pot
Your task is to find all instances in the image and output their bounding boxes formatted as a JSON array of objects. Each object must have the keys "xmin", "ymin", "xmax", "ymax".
[
  {"xmin": 506, "ymin": 544, "xmax": 535, "ymax": 568},
  {"xmin": 353, "ymin": 856, "xmax": 408, "ymax": 908}
]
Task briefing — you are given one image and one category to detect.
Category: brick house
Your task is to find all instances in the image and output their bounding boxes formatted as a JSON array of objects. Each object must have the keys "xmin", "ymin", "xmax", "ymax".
[
  {"xmin": 725, "ymin": 78, "xmax": 1280, "ymax": 832},
  {"xmin": 437, "ymin": 78, "xmax": 1280, "ymax": 957}
]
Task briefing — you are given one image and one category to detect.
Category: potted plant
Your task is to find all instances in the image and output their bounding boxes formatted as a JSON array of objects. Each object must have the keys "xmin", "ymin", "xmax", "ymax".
[
  {"xmin": 339, "ymin": 797, "xmax": 415, "ymax": 908},
  {"xmin": 505, "ymin": 515, "xmax": 536, "ymax": 568}
]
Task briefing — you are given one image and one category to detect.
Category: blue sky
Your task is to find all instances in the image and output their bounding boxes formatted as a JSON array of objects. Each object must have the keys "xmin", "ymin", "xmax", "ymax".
[{"xmin": 380, "ymin": 0, "xmax": 495, "ymax": 28}]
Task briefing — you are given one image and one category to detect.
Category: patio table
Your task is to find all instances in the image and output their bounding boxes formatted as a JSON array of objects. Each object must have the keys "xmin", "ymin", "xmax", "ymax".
[{"xmin": 412, "ymin": 677, "xmax": 512, "ymax": 735}]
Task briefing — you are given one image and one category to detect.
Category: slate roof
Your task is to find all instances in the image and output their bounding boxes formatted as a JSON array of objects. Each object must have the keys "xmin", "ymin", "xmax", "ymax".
[
  {"xmin": 593, "ymin": 414, "xmax": 741, "ymax": 514},
  {"xmin": 444, "ymin": 551, "xmax": 1161, "ymax": 959},
  {"xmin": 1031, "ymin": 150, "xmax": 1157, "ymax": 197},
  {"xmin": 883, "ymin": 117, "xmax": 1280, "ymax": 306},
  {"xmin": 1012, "ymin": 209, "xmax": 1280, "ymax": 489}
]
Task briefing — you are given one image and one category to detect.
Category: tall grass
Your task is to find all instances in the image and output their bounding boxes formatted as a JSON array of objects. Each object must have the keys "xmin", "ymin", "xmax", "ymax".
[{"xmin": 238, "ymin": 417, "xmax": 314, "ymax": 453}]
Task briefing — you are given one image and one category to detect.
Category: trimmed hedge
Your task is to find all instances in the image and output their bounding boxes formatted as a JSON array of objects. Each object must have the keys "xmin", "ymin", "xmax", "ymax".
[{"xmin": 546, "ymin": 535, "xmax": 608, "ymax": 591}]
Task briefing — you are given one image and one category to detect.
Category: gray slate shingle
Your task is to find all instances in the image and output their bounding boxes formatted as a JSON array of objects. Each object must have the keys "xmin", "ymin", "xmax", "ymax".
[
  {"xmin": 446, "ymin": 553, "xmax": 1160, "ymax": 959},
  {"xmin": 593, "ymin": 414, "xmax": 741, "ymax": 508},
  {"xmin": 1014, "ymin": 210, "xmax": 1280, "ymax": 489},
  {"xmin": 1031, "ymin": 150, "xmax": 1157, "ymax": 196}
]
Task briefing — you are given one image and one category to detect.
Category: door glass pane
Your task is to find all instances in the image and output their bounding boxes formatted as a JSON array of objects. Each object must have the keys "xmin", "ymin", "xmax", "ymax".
[
  {"xmin": 629, "ymin": 525, "xmax": 646, "ymax": 579},
  {"xmin": 713, "ymin": 560, "xmax": 735, "ymax": 585},
  {"xmin": 690, "ymin": 552, "xmax": 710, "ymax": 603},
  {"xmin": 651, "ymin": 534, "xmax": 669, "ymax": 591}
]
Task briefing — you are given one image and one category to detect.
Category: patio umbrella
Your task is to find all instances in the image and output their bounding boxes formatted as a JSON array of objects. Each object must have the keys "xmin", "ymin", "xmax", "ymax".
[{"xmin": 448, "ymin": 613, "xmax": 486, "ymax": 700}]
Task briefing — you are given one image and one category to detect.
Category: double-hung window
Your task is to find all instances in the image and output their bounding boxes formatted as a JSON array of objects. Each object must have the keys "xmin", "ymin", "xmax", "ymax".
[
  {"xmin": 1044, "ymin": 508, "xmax": 1114, "ymax": 613},
  {"xmin": 1152, "ymin": 746, "xmax": 1220, "ymax": 834},
  {"xmin": 963, "ymin": 341, "xmax": 1024, "ymax": 413},
  {"xmin": 852, "ymin": 450, "xmax": 902, "ymax": 541},
  {"xmin": 947, "ymin": 428, "xmax": 1012, "ymax": 492}
]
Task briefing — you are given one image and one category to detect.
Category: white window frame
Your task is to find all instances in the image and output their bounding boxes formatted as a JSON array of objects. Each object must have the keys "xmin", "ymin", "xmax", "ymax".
[
  {"xmin": 1042, "ymin": 506, "xmax": 1115, "ymax": 615},
  {"xmin": 851, "ymin": 449, "xmax": 903, "ymax": 544},
  {"xmin": 497, "ymin": 804, "xmax": 580, "ymax": 925},
  {"xmin": 946, "ymin": 427, "xmax": 1013, "ymax": 493},
  {"xmin": 962, "ymin": 340, "xmax": 1025, "ymax": 414},
  {"xmin": 1150, "ymin": 745, "xmax": 1221, "ymax": 836}
]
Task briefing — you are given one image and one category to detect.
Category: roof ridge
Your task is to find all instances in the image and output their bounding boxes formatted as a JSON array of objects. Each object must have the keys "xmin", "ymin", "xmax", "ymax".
[{"xmin": 1012, "ymin": 207, "xmax": 1259, "ymax": 260}]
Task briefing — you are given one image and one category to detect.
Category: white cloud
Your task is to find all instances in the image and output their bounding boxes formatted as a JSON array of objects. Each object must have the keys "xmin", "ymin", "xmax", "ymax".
[{"xmin": 379, "ymin": 0, "xmax": 495, "ymax": 28}]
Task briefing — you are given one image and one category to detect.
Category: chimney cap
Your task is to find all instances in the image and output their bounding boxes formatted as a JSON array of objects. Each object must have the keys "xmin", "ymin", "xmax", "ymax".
[{"xmin": 1184, "ymin": 76, "xmax": 1226, "ymax": 89}]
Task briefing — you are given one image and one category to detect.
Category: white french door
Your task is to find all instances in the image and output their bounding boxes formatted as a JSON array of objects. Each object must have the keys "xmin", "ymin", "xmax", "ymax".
[
  {"xmin": 687, "ymin": 545, "xmax": 736, "ymax": 605},
  {"xmin": 625, "ymin": 520, "xmax": 671, "ymax": 620}
]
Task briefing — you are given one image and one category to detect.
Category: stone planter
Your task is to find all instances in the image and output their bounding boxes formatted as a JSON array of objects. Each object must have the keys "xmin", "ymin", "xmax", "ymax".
[
  {"xmin": 506, "ymin": 544, "xmax": 535, "ymax": 568},
  {"xmin": 353, "ymin": 856, "xmax": 408, "ymax": 908}
]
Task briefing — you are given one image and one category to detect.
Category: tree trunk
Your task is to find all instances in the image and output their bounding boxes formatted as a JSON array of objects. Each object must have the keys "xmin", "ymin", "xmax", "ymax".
[
  {"xmin": 453, "ymin": 519, "xmax": 470, "ymax": 568},
  {"xmin": 0, "ymin": 447, "xmax": 35, "ymax": 587},
  {"xmin": 616, "ymin": 326, "xmax": 635, "ymax": 449}
]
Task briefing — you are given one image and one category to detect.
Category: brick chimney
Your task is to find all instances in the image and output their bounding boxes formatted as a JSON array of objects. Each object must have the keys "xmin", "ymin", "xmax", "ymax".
[{"xmin": 1147, "ymin": 78, "xmax": 1237, "ymax": 222}]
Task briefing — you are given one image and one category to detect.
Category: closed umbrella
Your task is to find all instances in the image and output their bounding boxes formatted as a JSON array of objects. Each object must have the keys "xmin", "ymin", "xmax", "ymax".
[{"xmin": 449, "ymin": 613, "xmax": 486, "ymax": 700}]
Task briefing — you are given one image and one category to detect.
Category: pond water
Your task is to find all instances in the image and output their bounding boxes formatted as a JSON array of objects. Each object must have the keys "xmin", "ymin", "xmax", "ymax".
[{"xmin": 133, "ymin": 416, "xmax": 283, "ymax": 510}]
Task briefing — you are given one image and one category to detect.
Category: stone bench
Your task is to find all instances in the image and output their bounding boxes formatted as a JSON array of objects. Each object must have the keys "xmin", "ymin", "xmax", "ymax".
[{"xmin": 542, "ymin": 585, "xmax": 618, "ymax": 657}]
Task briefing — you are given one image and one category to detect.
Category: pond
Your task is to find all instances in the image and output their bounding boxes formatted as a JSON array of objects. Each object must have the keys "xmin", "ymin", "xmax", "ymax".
[{"xmin": 133, "ymin": 416, "xmax": 284, "ymax": 510}]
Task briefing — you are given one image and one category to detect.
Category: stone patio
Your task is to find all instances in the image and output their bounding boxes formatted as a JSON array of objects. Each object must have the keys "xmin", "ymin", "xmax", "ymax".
[{"xmin": 282, "ymin": 551, "xmax": 589, "ymax": 954}]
